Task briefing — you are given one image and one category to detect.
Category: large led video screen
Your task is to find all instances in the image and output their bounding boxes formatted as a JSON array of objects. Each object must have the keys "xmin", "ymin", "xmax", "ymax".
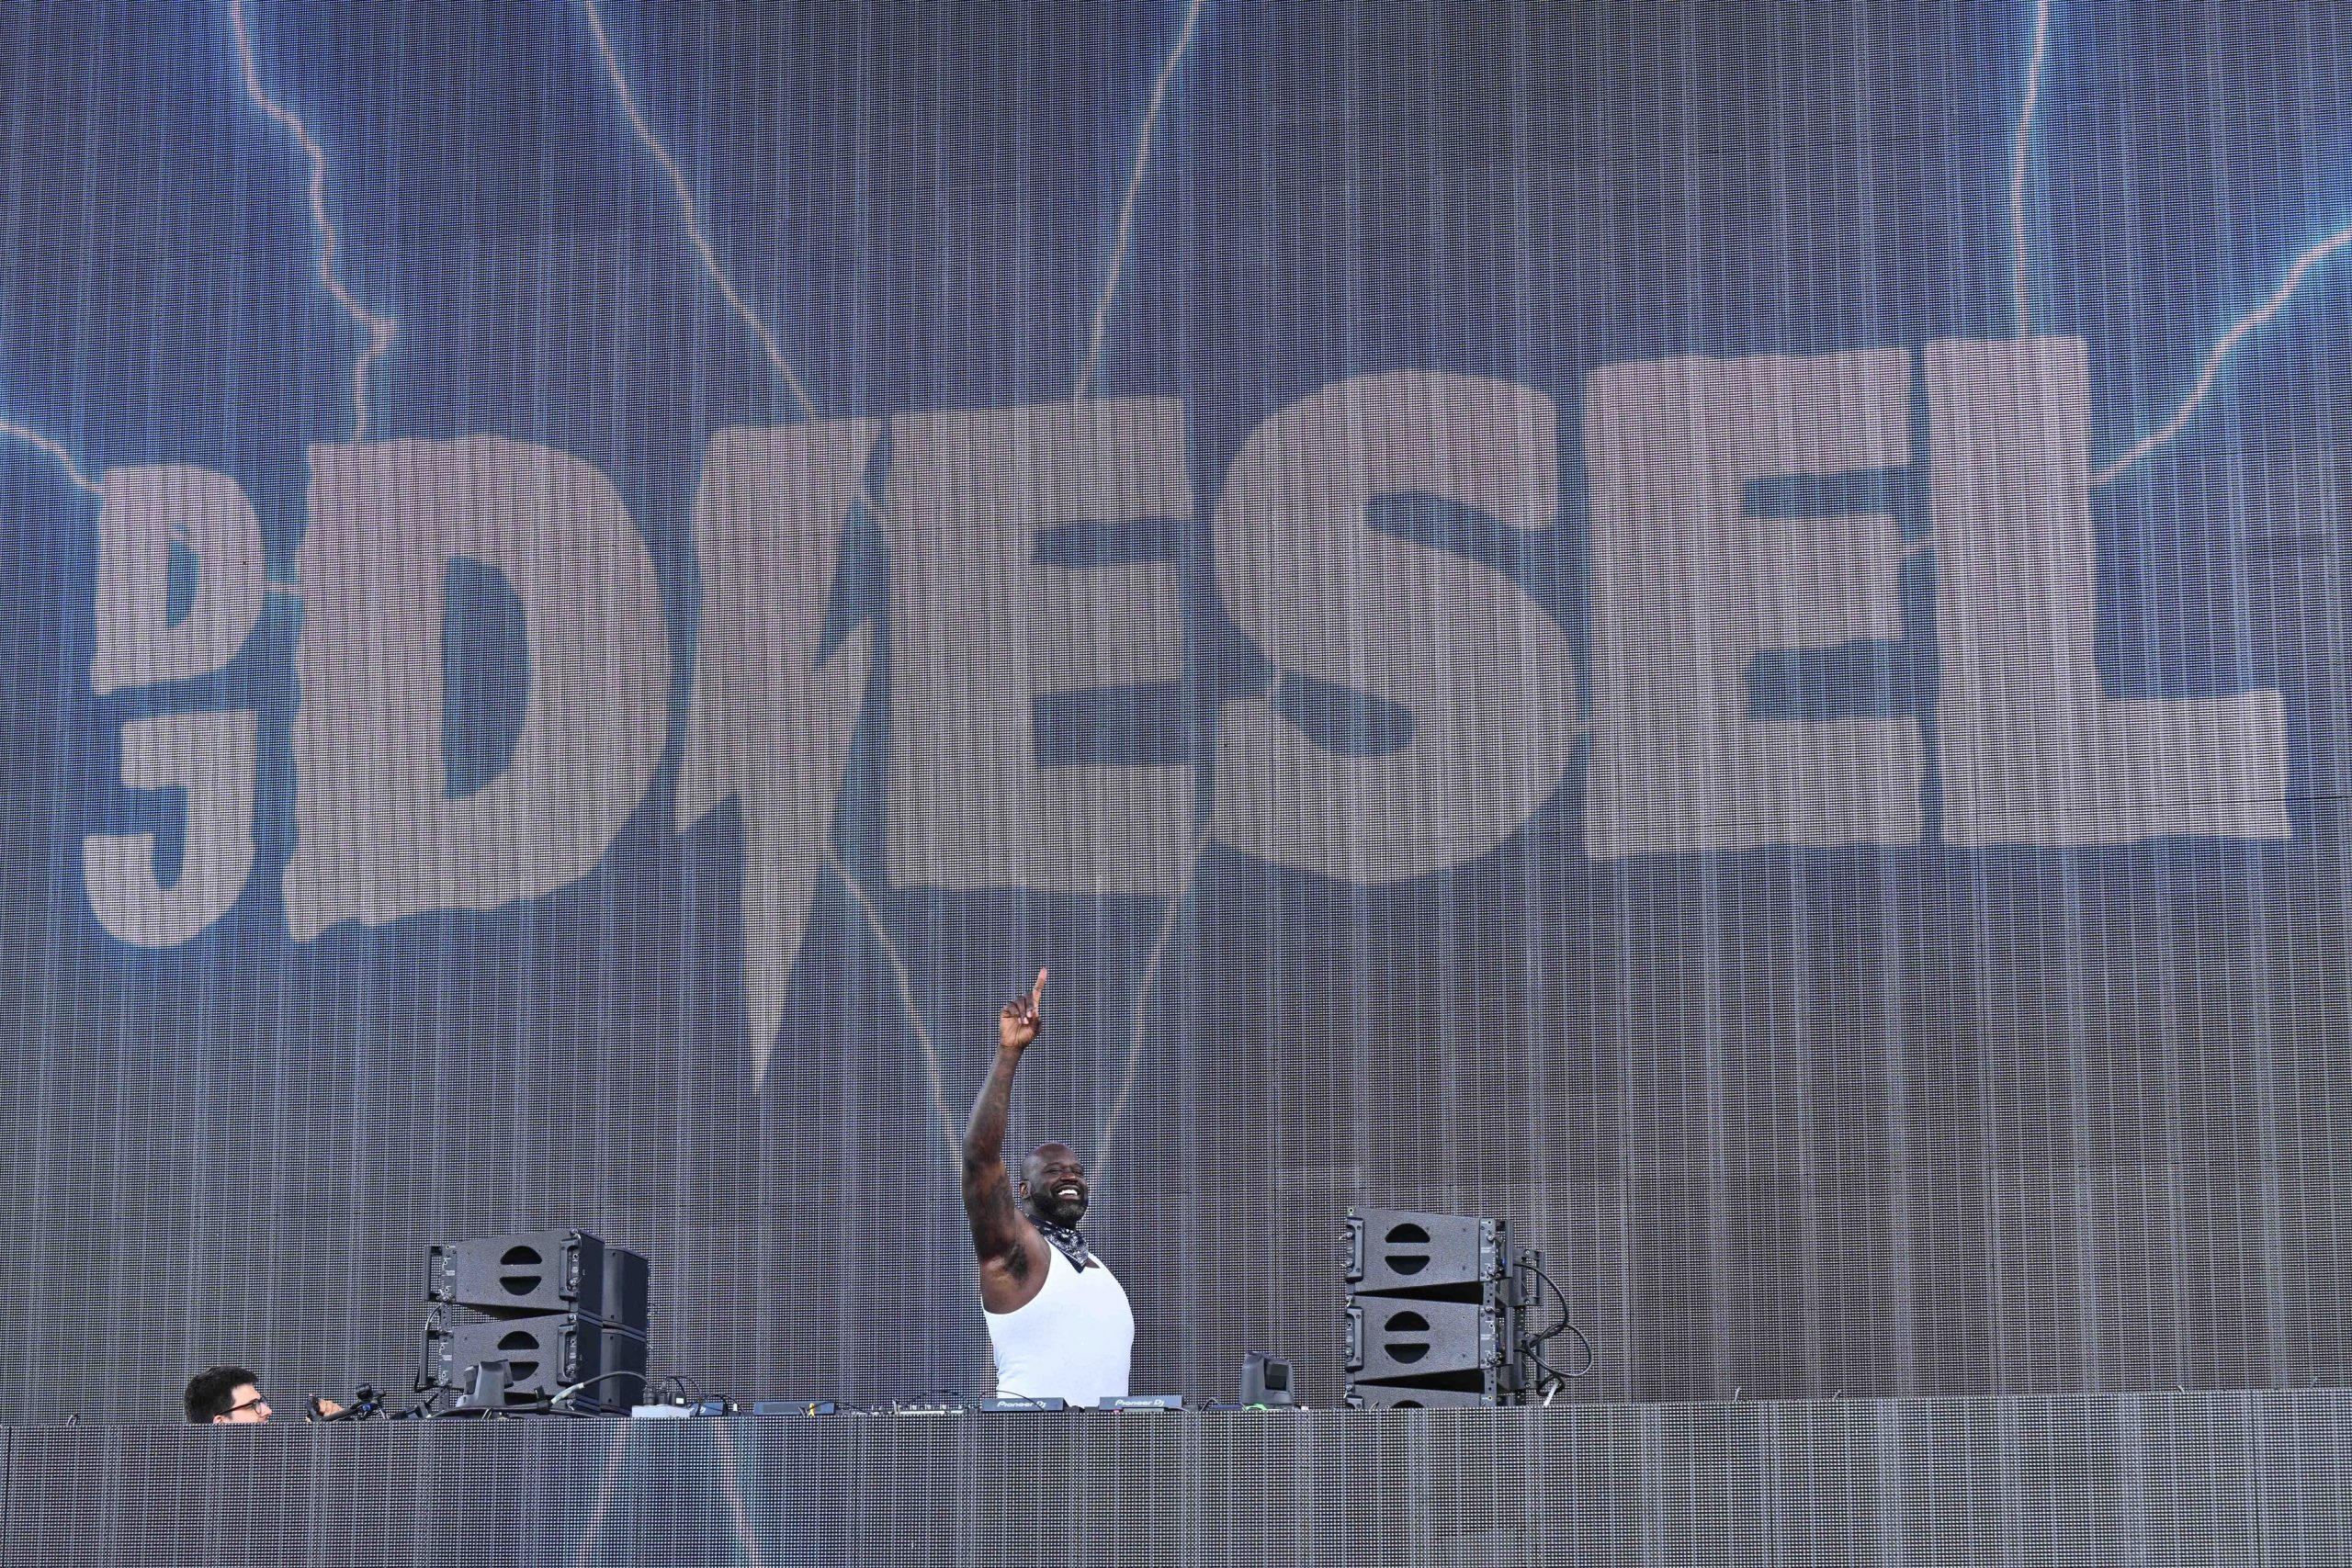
[{"xmin": 3, "ymin": 0, "xmax": 2348, "ymax": 1418}]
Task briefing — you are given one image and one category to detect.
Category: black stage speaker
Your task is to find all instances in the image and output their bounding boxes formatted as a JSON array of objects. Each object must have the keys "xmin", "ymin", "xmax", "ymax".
[
  {"xmin": 429, "ymin": 1229, "xmax": 605, "ymax": 1318},
  {"xmin": 601, "ymin": 1246, "xmax": 650, "ymax": 1334},
  {"xmin": 427, "ymin": 1312, "xmax": 648, "ymax": 1410},
  {"xmin": 1341, "ymin": 1207, "xmax": 1529, "ymax": 1407},
  {"xmin": 1345, "ymin": 1298, "xmax": 1501, "ymax": 1384},
  {"xmin": 596, "ymin": 1321, "xmax": 650, "ymax": 1407},
  {"xmin": 1347, "ymin": 1383, "xmax": 1501, "ymax": 1410},
  {"xmin": 422, "ymin": 1230, "xmax": 653, "ymax": 1411},
  {"xmin": 1342, "ymin": 1209, "xmax": 1506, "ymax": 1298}
]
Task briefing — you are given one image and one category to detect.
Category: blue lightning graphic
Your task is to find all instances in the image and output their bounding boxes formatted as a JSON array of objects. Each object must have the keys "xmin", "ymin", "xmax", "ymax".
[
  {"xmin": 826, "ymin": 843, "xmax": 960, "ymax": 1154},
  {"xmin": 0, "ymin": 414, "xmax": 101, "ymax": 498},
  {"xmin": 1073, "ymin": 0, "xmax": 1206, "ymax": 400},
  {"xmin": 229, "ymin": 0, "xmax": 398, "ymax": 443},
  {"xmin": 2009, "ymin": 0, "xmax": 2051, "ymax": 337},
  {"xmin": 1072, "ymin": 1, "xmax": 1208, "ymax": 1178},
  {"xmin": 1093, "ymin": 824, "xmax": 1206, "ymax": 1177},
  {"xmin": 581, "ymin": 0, "xmax": 1211, "ymax": 1145},
  {"xmin": 577, "ymin": 0, "xmax": 821, "ymax": 423},
  {"xmin": 578, "ymin": 0, "xmax": 956, "ymax": 1132},
  {"xmin": 2016, "ymin": 1, "xmax": 2352, "ymax": 483},
  {"xmin": 2094, "ymin": 229, "xmax": 2352, "ymax": 484}
]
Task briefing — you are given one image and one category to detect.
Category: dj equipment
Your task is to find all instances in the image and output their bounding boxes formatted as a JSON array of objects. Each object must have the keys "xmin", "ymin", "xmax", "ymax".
[
  {"xmin": 308, "ymin": 1384, "xmax": 383, "ymax": 1423},
  {"xmin": 1239, "ymin": 1352, "xmax": 1297, "ymax": 1408},
  {"xmin": 1098, "ymin": 1393, "xmax": 1185, "ymax": 1411},
  {"xmin": 1340, "ymin": 1207, "xmax": 1537, "ymax": 1409},
  {"xmin": 452, "ymin": 1359, "xmax": 513, "ymax": 1412}
]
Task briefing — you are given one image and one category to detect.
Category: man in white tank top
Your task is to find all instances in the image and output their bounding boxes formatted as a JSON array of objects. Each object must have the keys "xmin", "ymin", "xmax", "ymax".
[{"xmin": 961, "ymin": 968, "xmax": 1135, "ymax": 1405}]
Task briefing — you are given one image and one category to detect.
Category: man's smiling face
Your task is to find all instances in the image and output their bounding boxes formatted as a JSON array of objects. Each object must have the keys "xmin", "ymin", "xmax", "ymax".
[{"xmin": 1021, "ymin": 1142, "xmax": 1091, "ymax": 1227}]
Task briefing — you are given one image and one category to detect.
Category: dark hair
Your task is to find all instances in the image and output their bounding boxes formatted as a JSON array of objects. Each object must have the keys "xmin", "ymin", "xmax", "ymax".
[{"xmin": 184, "ymin": 1365, "xmax": 260, "ymax": 1423}]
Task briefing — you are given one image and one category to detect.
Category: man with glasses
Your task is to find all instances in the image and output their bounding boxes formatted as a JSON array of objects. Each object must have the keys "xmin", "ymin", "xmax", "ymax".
[
  {"xmin": 183, "ymin": 1366, "xmax": 342, "ymax": 1424},
  {"xmin": 184, "ymin": 1365, "xmax": 272, "ymax": 1424}
]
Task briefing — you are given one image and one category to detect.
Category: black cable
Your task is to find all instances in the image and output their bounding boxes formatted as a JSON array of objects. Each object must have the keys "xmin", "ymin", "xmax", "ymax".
[
  {"xmin": 892, "ymin": 1389, "xmax": 972, "ymax": 1412},
  {"xmin": 1524, "ymin": 1263, "xmax": 1578, "ymax": 1348},
  {"xmin": 419, "ymin": 1371, "xmax": 661, "ymax": 1420},
  {"xmin": 1525, "ymin": 1344, "xmax": 1566, "ymax": 1399},
  {"xmin": 405, "ymin": 1382, "xmax": 452, "ymax": 1419},
  {"xmin": 1520, "ymin": 1263, "xmax": 1596, "ymax": 1382},
  {"xmin": 406, "ymin": 1307, "xmax": 476, "ymax": 1416},
  {"xmin": 1524, "ymin": 1323, "xmax": 1596, "ymax": 1387},
  {"xmin": 309, "ymin": 1384, "xmax": 385, "ymax": 1423},
  {"xmin": 656, "ymin": 1372, "xmax": 707, "ymax": 1407},
  {"xmin": 1521, "ymin": 1263, "xmax": 1570, "ymax": 1341},
  {"xmin": 414, "ymin": 1306, "xmax": 446, "ymax": 1394},
  {"xmin": 548, "ymin": 1371, "xmax": 653, "ymax": 1410}
]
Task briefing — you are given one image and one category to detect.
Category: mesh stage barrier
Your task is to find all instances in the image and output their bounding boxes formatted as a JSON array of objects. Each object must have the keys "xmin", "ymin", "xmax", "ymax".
[{"xmin": 8, "ymin": 1392, "xmax": 2352, "ymax": 1566}]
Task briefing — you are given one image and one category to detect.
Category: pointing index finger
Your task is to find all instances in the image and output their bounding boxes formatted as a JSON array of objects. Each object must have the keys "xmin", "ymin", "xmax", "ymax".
[{"xmin": 1031, "ymin": 967, "xmax": 1048, "ymax": 1008}]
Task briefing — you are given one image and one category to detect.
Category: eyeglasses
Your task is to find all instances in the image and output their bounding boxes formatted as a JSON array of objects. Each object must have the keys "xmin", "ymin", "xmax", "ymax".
[{"xmin": 221, "ymin": 1394, "xmax": 269, "ymax": 1416}]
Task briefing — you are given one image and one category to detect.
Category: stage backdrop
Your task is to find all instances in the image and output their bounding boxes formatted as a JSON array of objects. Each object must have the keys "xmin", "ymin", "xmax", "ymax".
[{"xmin": 3, "ymin": 0, "xmax": 2349, "ymax": 1420}]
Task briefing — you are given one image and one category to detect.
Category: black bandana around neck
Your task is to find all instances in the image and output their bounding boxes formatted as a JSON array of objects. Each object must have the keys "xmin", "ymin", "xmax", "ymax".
[{"xmin": 1035, "ymin": 1217, "xmax": 1093, "ymax": 1270}]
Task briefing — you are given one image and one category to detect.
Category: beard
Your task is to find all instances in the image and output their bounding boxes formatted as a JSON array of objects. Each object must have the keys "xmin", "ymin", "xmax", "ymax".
[{"xmin": 1033, "ymin": 1187, "xmax": 1089, "ymax": 1227}]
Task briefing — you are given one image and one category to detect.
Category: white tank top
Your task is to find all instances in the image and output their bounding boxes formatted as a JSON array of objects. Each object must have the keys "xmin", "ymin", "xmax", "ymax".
[{"xmin": 983, "ymin": 1243, "xmax": 1135, "ymax": 1405}]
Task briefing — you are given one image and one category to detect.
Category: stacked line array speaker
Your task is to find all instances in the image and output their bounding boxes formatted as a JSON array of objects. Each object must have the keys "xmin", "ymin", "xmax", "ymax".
[
  {"xmin": 1340, "ymin": 1208, "xmax": 1529, "ymax": 1409},
  {"xmin": 424, "ymin": 1229, "xmax": 650, "ymax": 1412}
]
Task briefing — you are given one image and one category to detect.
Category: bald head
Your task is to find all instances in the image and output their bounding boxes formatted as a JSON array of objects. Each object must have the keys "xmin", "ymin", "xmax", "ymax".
[{"xmin": 1020, "ymin": 1143, "xmax": 1091, "ymax": 1227}]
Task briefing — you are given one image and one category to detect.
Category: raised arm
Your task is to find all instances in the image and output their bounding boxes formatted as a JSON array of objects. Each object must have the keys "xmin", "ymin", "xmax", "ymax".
[{"xmin": 963, "ymin": 967, "xmax": 1052, "ymax": 1312}]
